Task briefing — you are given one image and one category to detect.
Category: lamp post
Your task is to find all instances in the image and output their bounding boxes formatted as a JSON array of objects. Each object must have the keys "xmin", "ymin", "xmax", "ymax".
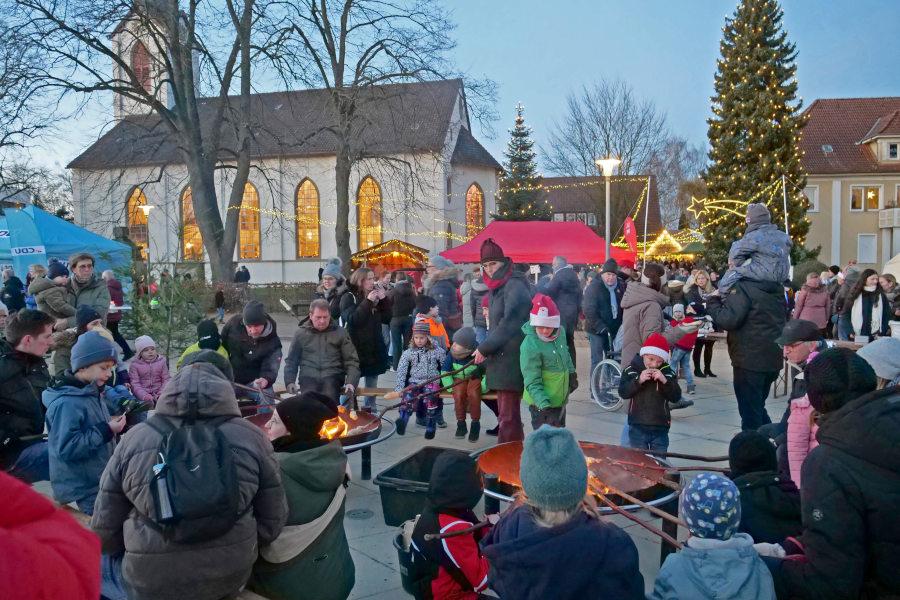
[
  {"xmin": 595, "ymin": 155, "xmax": 622, "ymax": 260},
  {"xmin": 138, "ymin": 204, "xmax": 155, "ymax": 282}
]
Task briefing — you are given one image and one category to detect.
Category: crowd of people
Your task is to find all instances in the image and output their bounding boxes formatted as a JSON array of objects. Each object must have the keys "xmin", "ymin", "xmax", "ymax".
[{"xmin": 1, "ymin": 197, "xmax": 899, "ymax": 600}]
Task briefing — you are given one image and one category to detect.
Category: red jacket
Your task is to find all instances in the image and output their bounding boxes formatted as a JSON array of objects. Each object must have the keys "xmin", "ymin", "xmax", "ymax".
[
  {"xmin": 431, "ymin": 513, "xmax": 490, "ymax": 600},
  {"xmin": 669, "ymin": 316, "xmax": 698, "ymax": 350},
  {"xmin": 0, "ymin": 471, "xmax": 101, "ymax": 599}
]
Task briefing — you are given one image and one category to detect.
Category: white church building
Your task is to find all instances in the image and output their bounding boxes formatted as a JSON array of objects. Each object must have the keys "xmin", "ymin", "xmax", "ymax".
[{"xmin": 68, "ymin": 27, "xmax": 500, "ymax": 283}]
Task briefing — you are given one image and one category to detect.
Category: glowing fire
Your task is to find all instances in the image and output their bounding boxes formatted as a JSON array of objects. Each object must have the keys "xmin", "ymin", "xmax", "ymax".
[{"xmin": 318, "ymin": 406, "xmax": 356, "ymax": 440}]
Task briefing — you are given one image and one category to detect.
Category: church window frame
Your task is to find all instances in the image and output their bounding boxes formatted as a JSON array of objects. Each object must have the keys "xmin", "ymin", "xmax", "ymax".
[
  {"xmin": 295, "ymin": 178, "xmax": 320, "ymax": 259},
  {"xmin": 465, "ymin": 183, "xmax": 485, "ymax": 238},
  {"xmin": 357, "ymin": 176, "xmax": 383, "ymax": 249}
]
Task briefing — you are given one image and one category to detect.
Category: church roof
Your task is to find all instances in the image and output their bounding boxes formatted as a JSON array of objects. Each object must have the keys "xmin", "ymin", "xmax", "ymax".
[
  {"xmin": 69, "ymin": 79, "xmax": 478, "ymax": 170},
  {"xmin": 451, "ymin": 127, "xmax": 501, "ymax": 170}
]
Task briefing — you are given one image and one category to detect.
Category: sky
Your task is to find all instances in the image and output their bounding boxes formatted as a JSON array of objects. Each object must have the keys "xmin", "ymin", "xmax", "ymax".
[{"xmin": 33, "ymin": 0, "xmax": 900, "ymax": 172}]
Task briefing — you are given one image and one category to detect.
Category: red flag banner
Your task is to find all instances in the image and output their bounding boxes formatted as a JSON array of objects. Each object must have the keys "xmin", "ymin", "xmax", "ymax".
[{"xmin": 623, "ymin": 217, "xmax": 638, "ymax": 254}]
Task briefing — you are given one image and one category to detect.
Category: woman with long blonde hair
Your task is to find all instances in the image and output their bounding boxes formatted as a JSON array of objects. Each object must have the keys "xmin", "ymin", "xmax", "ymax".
[{"xmin": 685, "ymin": 269, "xmax": 718, "ymax": 378}]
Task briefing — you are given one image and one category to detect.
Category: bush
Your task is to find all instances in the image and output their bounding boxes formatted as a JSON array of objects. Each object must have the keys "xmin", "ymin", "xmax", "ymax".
[{"xmin": 792, "ymin": 259, "xmax": 827, "ymax": 289}]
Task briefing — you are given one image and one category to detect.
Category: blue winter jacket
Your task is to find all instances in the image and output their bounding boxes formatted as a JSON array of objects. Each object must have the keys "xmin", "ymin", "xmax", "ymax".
[
  {"xmin": 481, "ymin": 504, "xmax": 644, "ymax": 600},
  {"xmin": 648, "ymin": 533, "xmax": 776, "ymax": 600},
  {"xmin": 42, "ymin": 375, "xmax": 116, "ymax": 504}
]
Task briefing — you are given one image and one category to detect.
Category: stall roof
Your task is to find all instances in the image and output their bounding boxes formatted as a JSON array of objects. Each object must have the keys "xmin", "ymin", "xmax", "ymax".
[{"xmin": 440, "ymin": 221, "xmax": 636, "ymax": 265}]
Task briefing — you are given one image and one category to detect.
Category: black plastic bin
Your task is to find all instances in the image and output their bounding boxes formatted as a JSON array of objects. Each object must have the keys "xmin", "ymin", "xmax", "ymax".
[{"xmin": 374, "ymin": 447, "xmax": 458, "ymax": 527}]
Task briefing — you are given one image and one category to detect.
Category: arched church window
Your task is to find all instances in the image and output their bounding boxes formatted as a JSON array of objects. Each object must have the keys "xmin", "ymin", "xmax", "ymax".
[
  {"xmin": 465, "ymin": 183, "xmax": 485, "ymax": 238},
  {"xmin": 181, "ymin": 187, "xmax": 203, "ymax": 261},
  {"xmin": 239, "ymin": 182, "xmax": 261, "ymax": 260},
  {"xmin": 131, "ymin": 41, "xmax": 152, "ymax": 93},
  {"xmin": 357, "ymin": 176, "xmax": 382, "ymax": 249},
  {"xmin": 126, "ymin": 187, "xmax": 149, "ymax": 259},
  {"xmin": 296, "ymin": 179, "xmax": 320, "ymax": 258}
]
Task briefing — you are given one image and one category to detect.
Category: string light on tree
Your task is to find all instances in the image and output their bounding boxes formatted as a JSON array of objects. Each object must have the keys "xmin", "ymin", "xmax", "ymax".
[{"xmin": 494, "ymin": 103, "xmax": 550, "ymax": 221}]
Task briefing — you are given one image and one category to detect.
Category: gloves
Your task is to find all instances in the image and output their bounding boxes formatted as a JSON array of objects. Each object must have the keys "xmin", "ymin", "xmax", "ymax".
[{"xmin": 753, "ymin": 542, "xmax": 786, "ymax": 558}]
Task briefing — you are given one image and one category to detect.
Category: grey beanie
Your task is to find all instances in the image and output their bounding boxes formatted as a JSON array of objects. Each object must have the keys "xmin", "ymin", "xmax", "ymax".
[
  {"xmin": 520, "ymin": 425, "xmax": 588, "ymax": 511},
  {"xmin": 321, "ymin": 257, "xmax": 343, "ymax": 280},
  {"xmin": 451, "ymin": 326, "xmax": 477, "ymax": 351},
  {"xmin": 856, "ymin": 337, "xmax": 900, "ymax": 382},
  {"xmin": 746, "ymin": 203, "xmax": 771, "ymax": 226},
  {"xmin": 600, "ymin": 259, "xmax": 618, "ymax": 275},
  {"xmin": 672, "ymin": 303, "xmax": 685, "ymax": 315},
  {"xmin": 71, "ymin": 330, "xmax": 119, "ymax": 372},
  {"xmin": 428, "ymin": 253, "xmax": 454, "ymax": 270},
  {"xmin": 242, "ymin": 300, "xmax": 268, "ymax": 326}
]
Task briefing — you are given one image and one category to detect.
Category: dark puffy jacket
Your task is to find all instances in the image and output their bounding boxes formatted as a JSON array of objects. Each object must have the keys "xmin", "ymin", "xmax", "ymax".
[
  {"xmin": 481, "ymin": 505, "xmax": 644, "ymax": 600},
  {"xmin": 426, "ymin": 268, "xmax": 461, "ymax": 323},
  {"xmin": 90, "ymin": 362, "xmax": 288, "ymax": 600},
  {"xmin": 315, "ymin": 282, "xmax": 348, "ymax": 322},
  {"xmin": 249, "ymin": 440, "xmax": 354, "ymax": 600},
  {"xmin": 390, "ymin": 280, "xmax": 417, "ymax": 319},
  {"xmin": 105, "ymin": 278, "xmax": 125, "ymax": 324},
  {"xmin": 771, "ymin": 386, "xmax": 900, "ymax": 600},
  {"xmin": 469, "ymin": 278, "xmax": 489, "ymax": 328},
  {"xmin": 582, "ymin": 277, "xmax": 626, "ymax": 337},
  {"xmin": 618, "ymin": 354, "xmax": 681, "ymax": 428},
  {"xmin": 283, "ymin": 320, "xmax": 361, "ymax": 388},
  {"xmin": 705, "ymin": 279, "xmax": 785, "ymax": 373},
  {"xmin": 476, "ymin": 265, "xmax": 532, "ymax": 392},
  {"xmin": 221, "ymin": 314, "xmax": 283, "ymax": 386},
  {"xmin": 1, "ymin": 276, "xmax": 26, "ymax": 311},
  {"xmin": 538, "ymin": 265, "xmax": 582, "ymax": 332},
  {"xmin": 0, "ymin": 350, "xmax": 51, "ymax": 469},
  {"xmin": 339, "ymin": 289, "xmax": 391, "ymax": 378},
  {"xmin": 732, "ymin": 470, "xmax": 801, "ymax": 544}
]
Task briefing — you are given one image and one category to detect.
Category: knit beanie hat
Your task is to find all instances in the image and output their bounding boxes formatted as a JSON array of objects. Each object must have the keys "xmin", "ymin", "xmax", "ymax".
[
  {"xmin": 728, "ymin": 431, "xmax": 777, "ymax": 477},
  {"xmin": 856, "ymin": 337, "xmax": 900, "ymax": 382},
  {"xmin": 134, "ymin": 335, "xmax": 157, "ymax": 357},
  {"xmin": 412, "ymin": 318, "xmax": 431, "ymax": 336},
  {"xmin": 180, "ymin": 349, "xmax": 233, "ymax": 381},
  {"xmin": 427, "ymin": 450, "xmax": 484, "ymax": 511},
  {"xmin": 672, "ymin": 303, "xmax": 685, "ymax": 317},
  {"xmin": 196, "ymin": 319, "xmax": 221, "ymax": 350},
  {"xmin": 639, "ymin": 332, "xmax": 670, "ymax": 363},
  {"xmin": 480, "ymin": 238, "xmax": 506, "ymax": 264},
  {"xmin": 416, "ymin": 295, "xmax": 437, "ymax": 315},
  {"xmin": 529, "ymin": 293, "xmax": 561, "ymax": 328},
  {"xmin": 452, "ymin": 327, "xmax": 477, "ymax": 351},
  {"xmin": 520, "ymin": 425, "xmax": 588, "ymax": 511},
  {"xmin": 321, "ymin": 257, "xmax": 344, "ymax": 280},
  {"xmin": 47, "ymin": 262, "xmax": 69, "ymax": 279},
  {"xmin": 242, "ymin": 300, "xmax": 267, "ymax": 326},
  {"xmin": 76, "ymin": 304, "xmax": 102, "ymax": 330},
  {"xmin": 804, "ymin": 347, "xmax": 877, "ymax": 413},
  {"xmin": 600, "ymin": 259, "xmax": 618, "ymax": 275},
  {"xmin": 71, "ymin": 330, "xmax": 119, "ymax": 372},
  {"xmin": 745, "ymin": 203, "xmax": 771, "ymax": 226},
  {"xmin": 428, "ymin": 253, "xmax": 454, "ymax": 270},
  {"xmin": 680, "ymin": 472, "xmax": 741, "ymax": 540},
  {"xmin": 276, "ymin": 391, "xmax": 339, "ymax": 442}
]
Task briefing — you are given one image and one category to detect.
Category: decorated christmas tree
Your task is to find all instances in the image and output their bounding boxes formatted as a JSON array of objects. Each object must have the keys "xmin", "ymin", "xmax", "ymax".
[
  {"xmin": 703, "ymin": 0, "xmax": 811, "ymax": 267},
  {"xmin": 494, "ymin": 103, "xmax": 550, "ymax": 220}
]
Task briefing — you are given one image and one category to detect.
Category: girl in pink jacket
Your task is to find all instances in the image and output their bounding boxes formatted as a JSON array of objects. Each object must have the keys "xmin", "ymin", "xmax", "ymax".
[
  {"xmin": 786, "ymin": 350, "xmax": 821, "ymax": 489},
  {"xmin": 128, "ymin": 335, "xmax": 170, "ymax": 405}
]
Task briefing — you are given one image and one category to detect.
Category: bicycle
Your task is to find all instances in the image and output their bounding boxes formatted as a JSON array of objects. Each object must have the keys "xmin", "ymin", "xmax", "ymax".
[{"xmin": 589, "ymin": 332, "xmax": 624, "ymax": 412}]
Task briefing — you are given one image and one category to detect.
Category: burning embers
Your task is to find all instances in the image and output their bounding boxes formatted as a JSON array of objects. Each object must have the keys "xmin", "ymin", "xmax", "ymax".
[{"xmin": 319, "ymin": 406, "xmax": 356, "ymax": 440}]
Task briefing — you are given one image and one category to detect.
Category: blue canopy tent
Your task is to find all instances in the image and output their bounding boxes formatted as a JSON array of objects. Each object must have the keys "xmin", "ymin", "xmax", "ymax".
[{"xmin": 0, "ymin": 204, "xmax": 132, "ymax": 276}]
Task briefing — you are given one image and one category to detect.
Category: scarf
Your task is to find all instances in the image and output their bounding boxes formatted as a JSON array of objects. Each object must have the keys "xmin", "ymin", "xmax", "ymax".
[
  {"xmin": 483, "ymin": 260, "xmax": 514, "ymax": 290},
  {"xmin": 605, "ymin": 281, "xmax": 619, "ymax": 319},
  {"xmin": 536, "ymin": 329, "xmax": 559, "ymax": 343}
]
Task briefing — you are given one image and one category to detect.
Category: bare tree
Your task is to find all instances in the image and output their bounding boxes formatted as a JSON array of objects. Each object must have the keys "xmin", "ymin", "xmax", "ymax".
[
  {"xmin": 11, "ymin": 0, "xmax": 269, "ymax": 280},
  {"xmin": 543, "ymin": 78, "xmax": 669, "ymax": 177},
  {"xmin": 649, "ymin": 136, "xmax": 706, "ymax": 228},
  {"xmin": 261, "ymin": 0, "xmax": 496, "ymax": 269},
  {"xmin": 1, "ymin": 162, "xmax": 74, "ymax": 217}
]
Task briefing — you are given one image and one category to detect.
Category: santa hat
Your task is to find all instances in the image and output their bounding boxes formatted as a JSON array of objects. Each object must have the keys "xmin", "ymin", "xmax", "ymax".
[
  {"xmin": 639, "ymin": 332, "xmax": 670, "ymax": 362},
  {"xmin": 530, "ymin": 293, "xmax": 560, "ymax": 328}
]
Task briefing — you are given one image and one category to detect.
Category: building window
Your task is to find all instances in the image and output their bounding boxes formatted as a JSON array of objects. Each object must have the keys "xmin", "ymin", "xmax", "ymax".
[
  {"xmin": 357, "ymin": 176, "xmax": 382, "ymax": 249},
  {"xmin": 295, "ymin": 178, "xmax": 320, "ymax": 258},
  {"xmin": 181, "ymin": 187, "xmax": 203, "ymax": 261},
  {"xmin": 131, "ymin": 41, "xmax": 152, "ymax": 93},
  {"xmin": 888, "ymin": 143, "xmax": 898, "ymax": 160},
  {"xmin": 804, "ymin": 186, "xmax": 819, "ymax": 213},
  {"xmin": 465, "ymin": 183, "xmax": 485, "ymax": 238},
  {"xmin": 126, "ymin": 188, "xmax": 149, "ymax": 259},
  {"xmin": 850, "ymin": 185, "xmax": 880, "ymax": 211},
  {"xmin": 240, "ymin": 183, "xmax": 261, "ymax": 260},
  {"xmin": 857, "ymin": 233, "xmax": 877, "ymax": 264},
  {"xmin": 553, "ymin": 213, "xmax": 564, "ymax": 222},
  {"xmin": 587, "ymin": 213, "xmax": 597, "ymax": 226}
]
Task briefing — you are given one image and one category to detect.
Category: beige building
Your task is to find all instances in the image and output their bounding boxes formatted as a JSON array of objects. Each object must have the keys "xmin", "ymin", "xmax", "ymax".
[{"xmin": 801, "ymin": 97, "xmax": 900, "ymax": 268}]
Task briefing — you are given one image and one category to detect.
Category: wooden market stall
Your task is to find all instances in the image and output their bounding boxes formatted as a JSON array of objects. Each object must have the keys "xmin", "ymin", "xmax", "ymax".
[{"xmin": 350, "ymin": 239, "xmax": 428, "ymax": 283}]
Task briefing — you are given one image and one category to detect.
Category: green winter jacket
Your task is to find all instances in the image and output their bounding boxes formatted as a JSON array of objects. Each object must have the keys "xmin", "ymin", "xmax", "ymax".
[
  {"xmin": 249, "ymin": 440, "xmax": 355, "ymax": 600},
  {"xmin": 64, "ymin": 274, "xmax": 111, "ymax": 328},
  {"xmin": 29, "ymin": 276, "xmax": 76, "ymax": 320},
  {"xmin": 519, "ymin": 324, "xmax": 575, "ymax": 410}
]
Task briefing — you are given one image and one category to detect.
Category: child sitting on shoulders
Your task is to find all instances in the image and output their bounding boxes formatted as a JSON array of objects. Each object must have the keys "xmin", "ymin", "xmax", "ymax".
[
  {"xmin": 395, "ymin": 320, "xmax": 446, "ymax": 439},
  {"xmin": 441, "ymin": 327, "xmax": 485, "ymax": 442},
  {"xmin": 717, "ymin": 203, "xmax": 792, "ymax": 293},
  {"xmin": 520, "ymin": 294, "xmax": 575, "ymax": 430},
  {"xmin": 668, "ymin": 303, "xmax": 698, "ymax": 396},
  {"xmin": 410, "ymin": 450, "xmax": 491, "ymax": 600},
  {"xmin": 618, "ymin": 333, "xmax": 681, "ymax": 452},
  {"xmin": 649, "ymin": 472, "xmax": 776, "ymax": 599},
  {"xmin": 415, "ymin": 296, "xmax": 449, "ymax": 350},
  {"xmin": 42, "ymin": 331, "xmax": 126, "ymax": 514},
  {"xmin": 128, "ymin": 335, "xmax": 170, "ymax": 406}
]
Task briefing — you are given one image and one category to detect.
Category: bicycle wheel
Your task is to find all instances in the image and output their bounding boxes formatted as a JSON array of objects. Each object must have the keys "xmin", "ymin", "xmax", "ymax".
[{"xmin": 591, "ymin": 359, "xmax": 624, "ymax": 411}]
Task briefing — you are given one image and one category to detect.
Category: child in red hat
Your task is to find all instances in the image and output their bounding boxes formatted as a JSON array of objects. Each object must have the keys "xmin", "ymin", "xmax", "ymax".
[
  {"xmin": 618, "ymin": 332, "xmax": 682, "ymax": 451},
  {"xmin": 520, "ymin": 293, "xmax": 576, "ymax": 429}
]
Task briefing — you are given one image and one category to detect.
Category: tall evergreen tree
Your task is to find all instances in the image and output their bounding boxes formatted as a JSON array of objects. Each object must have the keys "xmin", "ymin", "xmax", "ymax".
[
  {"xmin": 494, "ymin": 103, "xmax": 550, "ymax": 220},
  {"xmin": 703, "ymin": 0, "xmax": 810, "ymax": 267}
]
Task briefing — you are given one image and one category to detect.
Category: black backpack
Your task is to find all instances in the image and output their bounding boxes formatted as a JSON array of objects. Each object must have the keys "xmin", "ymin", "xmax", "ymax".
[{"xmin": 146, "ymin": 391, "xmax": 244, "ymax": 543}]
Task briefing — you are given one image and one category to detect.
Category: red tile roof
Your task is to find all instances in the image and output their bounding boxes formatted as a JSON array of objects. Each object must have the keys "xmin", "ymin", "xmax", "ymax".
[{"xmin": 800, "ymin": 97, "xmax": 900, "ymax": 175}]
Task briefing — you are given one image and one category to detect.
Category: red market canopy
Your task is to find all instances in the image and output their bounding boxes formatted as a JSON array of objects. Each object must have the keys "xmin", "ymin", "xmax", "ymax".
[{"xmin": 441, "ymin": 221, "xmax": 637, "ymax": 265}]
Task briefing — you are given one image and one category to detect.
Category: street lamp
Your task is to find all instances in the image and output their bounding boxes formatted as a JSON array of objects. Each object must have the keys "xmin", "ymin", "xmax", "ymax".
[
  {"xmin": 595, "ymin": 155, "xmax": 621, "ymax": 260},
  {"xmin": 138, "ymin": 204, "xmax": 155, "ymax": 280}
]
